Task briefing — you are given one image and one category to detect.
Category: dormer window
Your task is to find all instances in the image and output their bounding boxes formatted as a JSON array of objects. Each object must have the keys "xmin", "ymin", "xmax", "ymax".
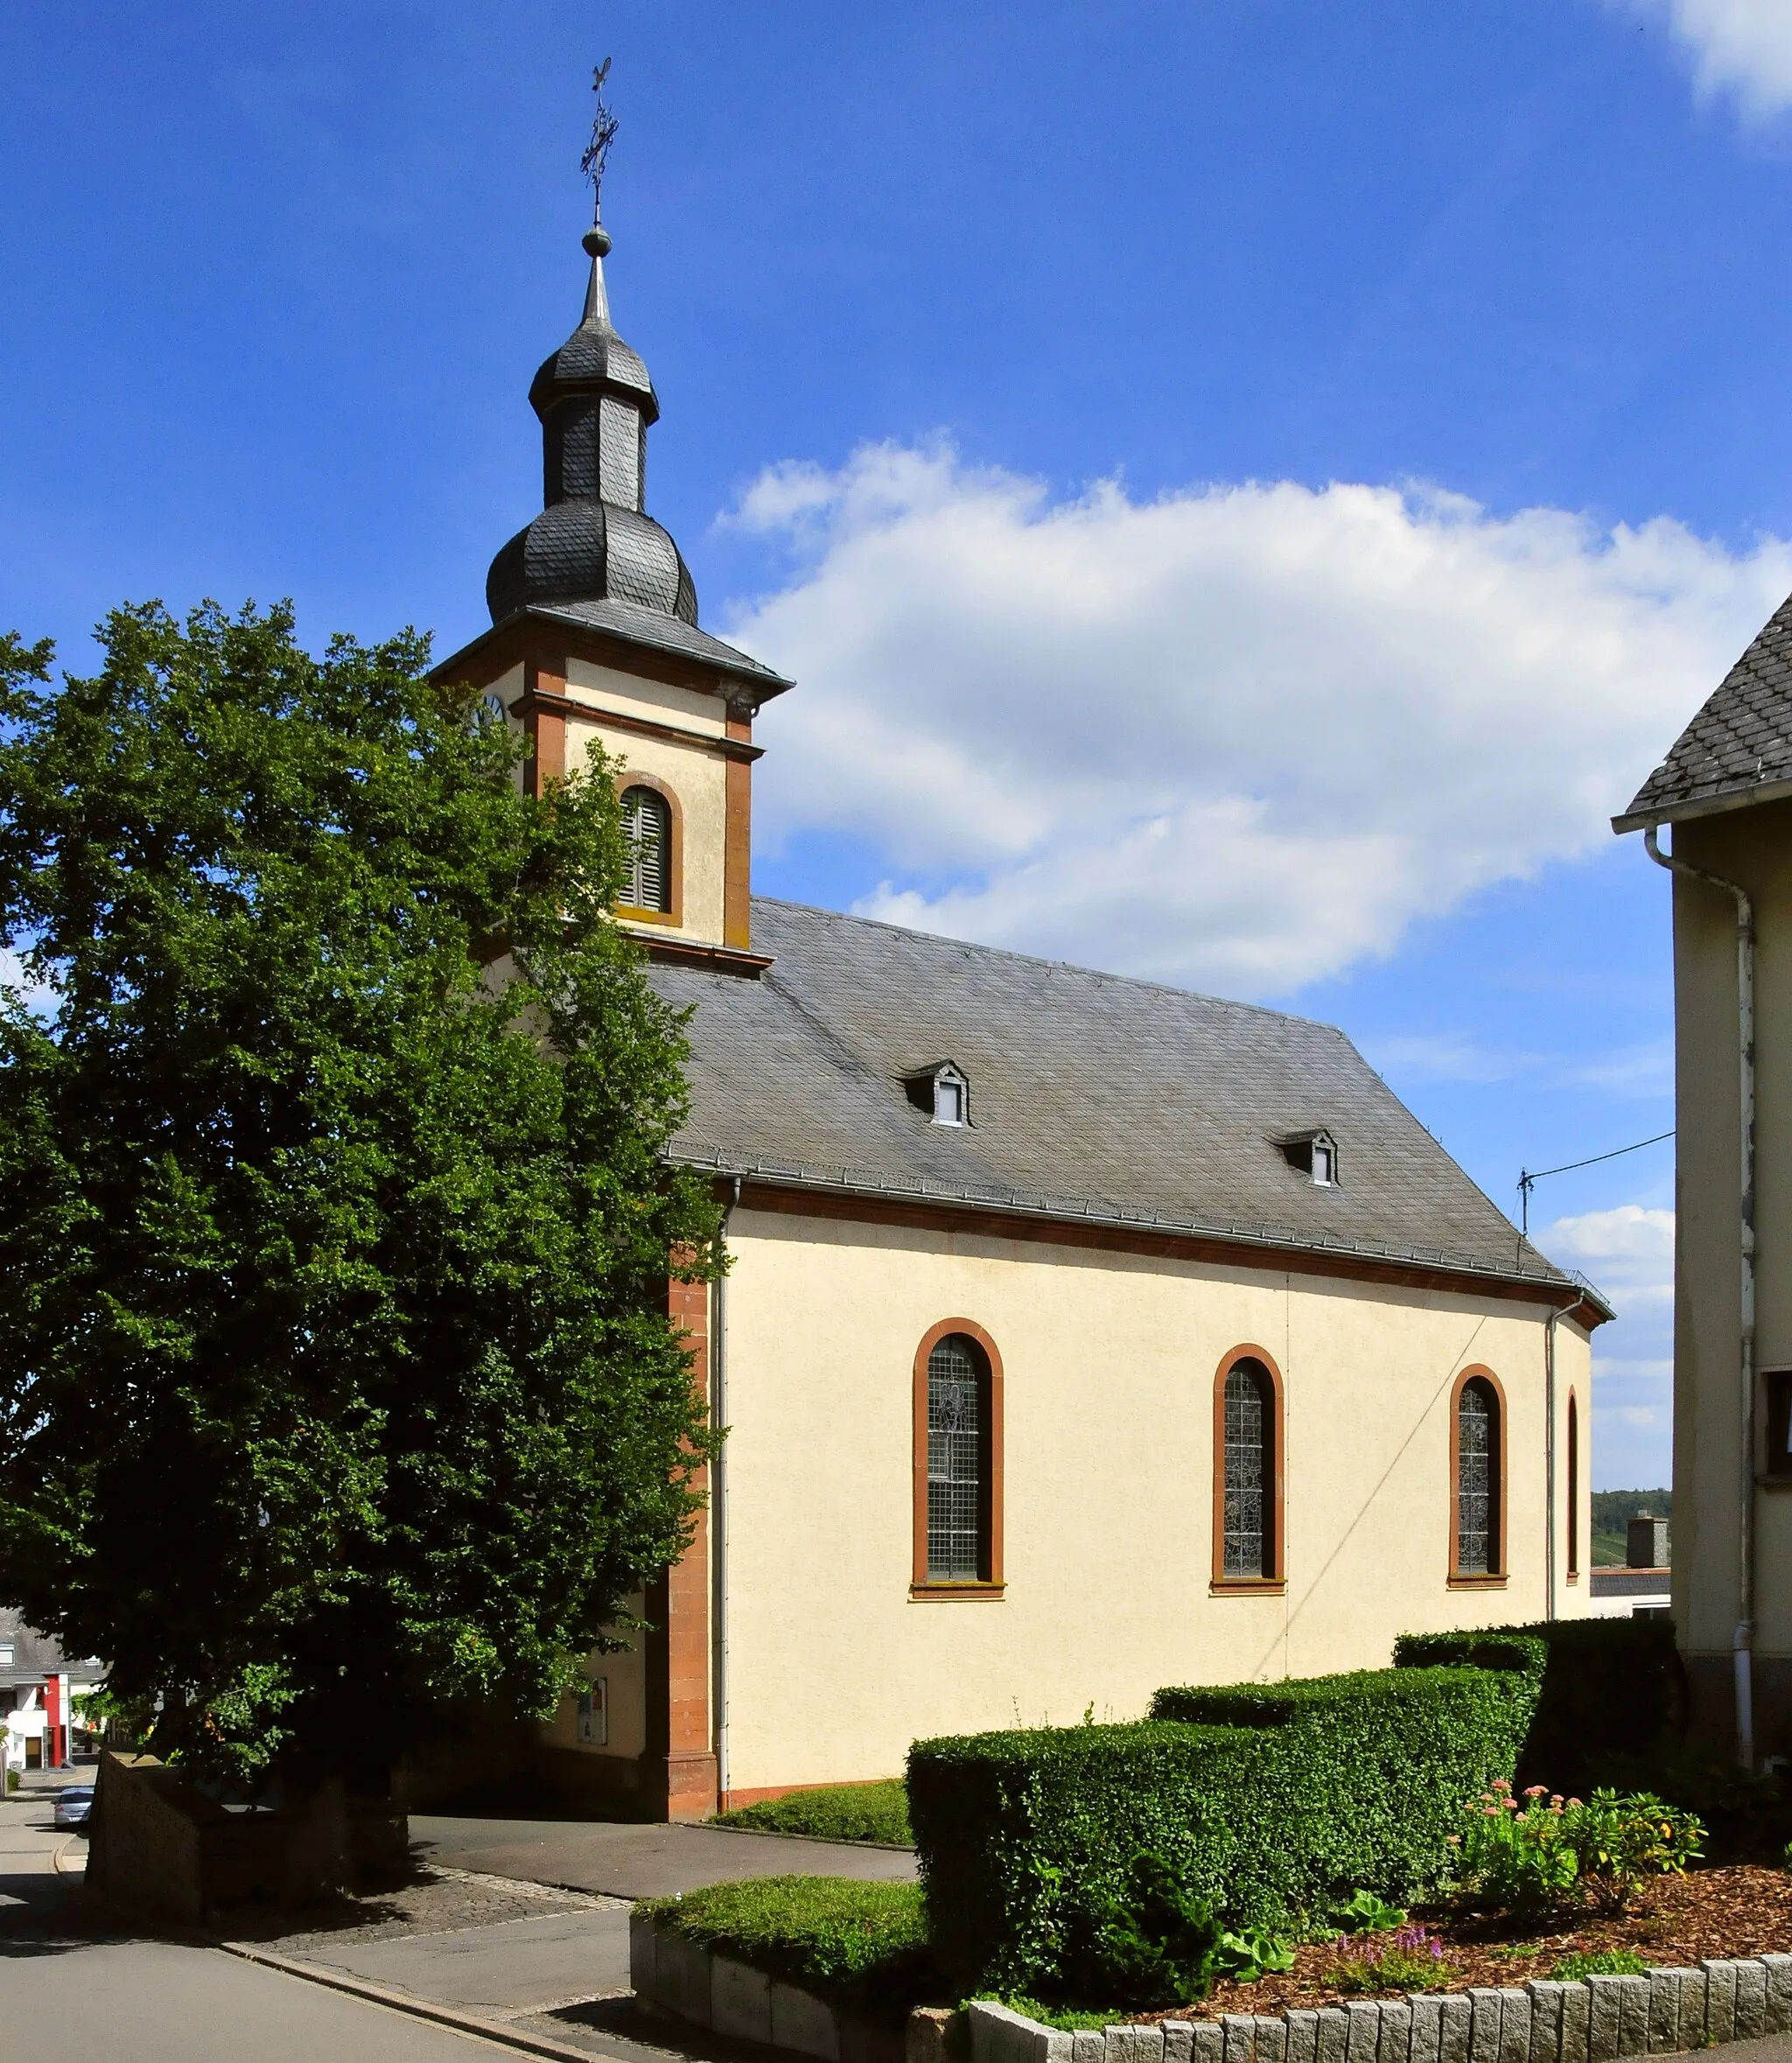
[
  {"xmin": 1279, "ymin": 1130, "xmax": 1339, "ymax": 1185},
  {"xmin": 904, "ymin": 1062, "xmax": 970, "ymax": 1128}
]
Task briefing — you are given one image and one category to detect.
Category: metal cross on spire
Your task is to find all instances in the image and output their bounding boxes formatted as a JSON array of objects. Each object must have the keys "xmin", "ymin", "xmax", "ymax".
[{"xmin": 581, "ymin": 58, "xmax": 620, "ymax": 222}]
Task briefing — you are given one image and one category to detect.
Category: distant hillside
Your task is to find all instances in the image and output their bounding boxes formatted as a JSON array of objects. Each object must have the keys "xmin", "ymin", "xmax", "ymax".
[{"xmin": 1592, "ymin": 1488, "xmax": 1671, "ymax": 1567}]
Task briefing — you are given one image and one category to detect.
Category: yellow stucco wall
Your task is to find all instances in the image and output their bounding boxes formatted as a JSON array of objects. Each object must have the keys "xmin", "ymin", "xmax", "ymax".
[
  {"xmin": 1668, "ymin": 801, "xmax": 1792, "ymax": 1665},
  {"xmin": 710, "ymin": 1206, "xmax": 1592, "ymax": 1793}
]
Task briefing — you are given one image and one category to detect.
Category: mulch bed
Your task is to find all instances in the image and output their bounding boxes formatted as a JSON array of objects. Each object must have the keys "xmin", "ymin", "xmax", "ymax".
[{"xmin": 1144, "ymin": 1867, "xmax": 1792, "ymax": 2022}]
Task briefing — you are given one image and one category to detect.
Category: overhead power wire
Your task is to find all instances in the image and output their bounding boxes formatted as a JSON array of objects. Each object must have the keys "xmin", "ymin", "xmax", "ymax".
[{"xmin": 1517, "ymin": 1129, "xmax": 1675, "ymax": 1234}]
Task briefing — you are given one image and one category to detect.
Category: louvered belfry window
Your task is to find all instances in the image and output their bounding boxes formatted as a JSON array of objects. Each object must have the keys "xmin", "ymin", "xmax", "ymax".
[
  {"xmin": 1223, "ymin": 1360, "xmax": 1272, "ymax": 1577},
  {"xmin": 1457, "ymin": 1378, "xmax": 1498, "ymax": 1574},
  {"xmin": 928, "ymin": 1332, "xmax": 987, "ymax": 1581},
  {"xmin": 620, "ymin": 785, "xmax": 671, "ymax": 913}
]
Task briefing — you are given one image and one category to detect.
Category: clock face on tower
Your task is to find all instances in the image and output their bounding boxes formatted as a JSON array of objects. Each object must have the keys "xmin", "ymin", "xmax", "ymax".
[{"xmin": 480, "ymin": 691, "xmax": 508, "ymax": 727}]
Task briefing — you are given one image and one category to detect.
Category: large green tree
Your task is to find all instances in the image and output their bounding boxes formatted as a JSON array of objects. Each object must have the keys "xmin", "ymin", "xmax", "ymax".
[{"xmin": 0, "ymin": 602, "xmax": 719, "ymax": 1793}]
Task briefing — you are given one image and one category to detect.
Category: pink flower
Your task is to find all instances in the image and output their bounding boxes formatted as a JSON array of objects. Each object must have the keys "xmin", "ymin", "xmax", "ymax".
[{"xmin": 1525, "ymin": 1785, "xmax": 1548, "ymax": 1798}]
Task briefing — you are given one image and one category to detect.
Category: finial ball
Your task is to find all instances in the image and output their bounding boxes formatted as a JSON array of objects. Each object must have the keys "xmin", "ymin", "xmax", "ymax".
[{"xmin": 583, "ymin": 224, "xmax": 612, "ymax": 258}]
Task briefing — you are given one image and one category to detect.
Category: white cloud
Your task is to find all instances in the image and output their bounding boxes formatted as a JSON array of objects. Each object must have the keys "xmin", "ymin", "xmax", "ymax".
[
  {"xmin": 1539, "ymin": 1204, "xmax": 1674, "ymax": 1312},
  {"xmin": 1619, "ymin": 0, "xmax": 1792, "ymax": 118},
  {"xmin": 1536, "ymin": 1204, "xmax": 1675, "ymax": 1486},
  {"xmin": 726, "ymin": 444, "xmax": 1790, "ymax": 995}
]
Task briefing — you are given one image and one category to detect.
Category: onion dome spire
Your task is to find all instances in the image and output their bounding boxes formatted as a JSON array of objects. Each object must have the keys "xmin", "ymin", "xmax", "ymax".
[{"xmin": 486, "ymin": 62, "xmax": 698, "ymax": 628}]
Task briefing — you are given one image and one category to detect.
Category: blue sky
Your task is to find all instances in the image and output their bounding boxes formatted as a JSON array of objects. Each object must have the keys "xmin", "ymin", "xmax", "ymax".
[{"xmin": 8, "ymin": 2, "xmax": 1792, "ymax": 1485}]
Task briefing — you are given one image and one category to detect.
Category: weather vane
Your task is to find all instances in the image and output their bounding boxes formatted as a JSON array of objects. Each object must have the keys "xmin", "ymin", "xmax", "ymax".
[{"xmin": 581, "ymin": 58, "xmax": 619, "ymax": 223}]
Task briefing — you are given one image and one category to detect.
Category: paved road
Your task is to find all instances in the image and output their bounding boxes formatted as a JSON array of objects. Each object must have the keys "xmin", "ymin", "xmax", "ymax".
[
  {"xmin": 410, "ymin": 1812, "xmax": 918, "ymax": 1899},
  {"xmin": 1, "ymin": 1775, "xmax": 528, "ymax": 2061}
]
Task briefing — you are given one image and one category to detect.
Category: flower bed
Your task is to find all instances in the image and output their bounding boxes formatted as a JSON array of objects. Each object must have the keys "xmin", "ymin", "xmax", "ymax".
[{"xmin": 1171, "ymin": 1864, "xmax": 1792, "ymax": 2021}]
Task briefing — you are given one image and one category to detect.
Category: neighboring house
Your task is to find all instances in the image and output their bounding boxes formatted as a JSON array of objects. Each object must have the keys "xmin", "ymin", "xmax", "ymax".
[
  {"xmin": 1615, "ymin": 594, "xmax": 1792, "ymax": 1761},
  {"xmin": 435, "ymin": 202, "xmax": 1611, "ymax": 1821},
  {"xmin": 1587, "ymin": 1514, "xmax": 1671, "ymax": 1621},
  {"xmin": 0, "ymin": 1612, "xmax": 103, "ymax": 1770}
]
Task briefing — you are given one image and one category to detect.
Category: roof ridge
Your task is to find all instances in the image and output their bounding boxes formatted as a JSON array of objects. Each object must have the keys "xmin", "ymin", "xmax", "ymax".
[{"xmin": 748, "ymin": 896, "xmax": 1350, "ymax": 1039}]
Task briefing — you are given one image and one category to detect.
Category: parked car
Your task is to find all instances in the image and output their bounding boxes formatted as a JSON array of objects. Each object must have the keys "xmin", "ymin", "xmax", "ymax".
[{"xmin": 53, "ymin": 1785, "xmax": 94, "ymax": 1829}]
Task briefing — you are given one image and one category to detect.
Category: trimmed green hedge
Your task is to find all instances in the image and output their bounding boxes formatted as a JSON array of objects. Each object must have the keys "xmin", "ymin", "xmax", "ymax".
[
  {"xmin": 906, "ymin": 1644, "xmax": 1544, "ymax": 1998},
  {"xmin": 637, "ymin": 1876, "xmax": 932, "ymax": 2023},
  {"xmin": 1396, "ymin": 1620, "xmax": 1685, "ymax": 1794}
]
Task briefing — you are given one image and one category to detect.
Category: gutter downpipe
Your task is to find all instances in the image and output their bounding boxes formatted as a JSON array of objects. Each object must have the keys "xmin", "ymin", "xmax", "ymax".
[
  {"xmin": 710, "ymin": 1176, "xmax": 742, "ymax": 1809},
  {"xmin": 1645, "ymin": 824, "xmax": 1755, "ymax": 1769}
]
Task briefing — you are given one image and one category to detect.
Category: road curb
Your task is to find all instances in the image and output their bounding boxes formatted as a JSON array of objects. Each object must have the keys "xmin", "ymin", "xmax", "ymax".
[
  {"xmin": 52, "ymin": 1834, "xmax": 87, "ymax": 1874},
  {"xmin": 216, "ymin": 1940, "xmax": 626, "ymax": 2062}
]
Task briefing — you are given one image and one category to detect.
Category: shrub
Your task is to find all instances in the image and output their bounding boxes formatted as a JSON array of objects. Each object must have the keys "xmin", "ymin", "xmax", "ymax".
[
  {"xmin": 715, "ymin": 1779, "xmax": 912, "ymax": 1847},
  {"xmin": 636, "ymin": 1876, "xmax": 931, "ymax": 2023},
  {"xmin": 1326, "ymin": 1924, "xmax": 1452, "ymax": 1994},
  {"xmin": 1564, "ymin": 1789, "xmax": 1702, "ymax": 1914},
  {"xmin": 1453, "ymin": 1780, "xmax": 1580, "ymax": 1916},
  {"xmin": 1327, "ymin": 1889, "xmax": 1407, "ymax": 1932},
  {"xmin": 1453, "ymin": 1781, "xmax": 1703, "ymax": 1919},
  {"xmin": 908, "ymin": 1644, "xmax": 1543, "ymax": 1997},
  {"xmin": 1552, "ymin": 1949, "xmax": 1649, "ymax": 1981},
  {"xmin": 1070, "ymin": 1851, "xmax": 1225, "ymax": 2008},
  {"xmin": 1597, "ymin": 1744, "xmax": 1785, "ymax": 1863}
]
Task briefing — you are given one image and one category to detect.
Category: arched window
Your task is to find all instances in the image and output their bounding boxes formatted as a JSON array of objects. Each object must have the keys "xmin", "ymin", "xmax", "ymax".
[
  {"xmin": 911, "ymin": 1322, "xmax": 1004, "ymax": 1595},
  {"xmin": 1452, "ymin": 1372, "xmax": 1503, "ymax": 1578},
  {"xmin": 1566, "ymin": 1392, "xmax": 1580, "ymax": 1580},
  {"xmin": 620, "ymin": 784, "xmax": 672, "ymax": 914},
  {"xmin": 1212, "ymin": 1348, "xmax": 1284, "ymax": 1588},
  {"xmin": 927, "ymin": 1333, "xmax": 987, "ymax": 1580}
]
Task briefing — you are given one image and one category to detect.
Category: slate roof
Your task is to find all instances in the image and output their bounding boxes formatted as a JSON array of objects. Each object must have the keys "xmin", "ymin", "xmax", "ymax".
[
  {"xmin": 1615, "ymin": 589, "xmax": 1792, "ymax": 830},
  {"xmin": 0, "ymin": 1612, "xmax": 102, "ymax": 1691},
  {"xmin": 530, "ymin": 598, "xmax": 792, "ymax": 692},
  {"xmin": 649, "ymin": 899, "xmax": 1601, "ymax": 1305}
]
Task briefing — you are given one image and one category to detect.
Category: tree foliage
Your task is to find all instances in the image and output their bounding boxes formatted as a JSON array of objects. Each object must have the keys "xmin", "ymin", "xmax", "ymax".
[{"xmin": 0, "ymin": 603, "xmax": 719, "ymax": 1790}]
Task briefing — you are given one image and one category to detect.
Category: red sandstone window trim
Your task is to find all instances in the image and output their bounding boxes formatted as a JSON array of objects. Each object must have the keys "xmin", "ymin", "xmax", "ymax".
[
  {"xmin": 911, "ymin": 1318, "xmax": 1005, "ymax": 1599},
  {"xmin": 1211, "ymin": 1344, "xmax": 1286, "ymax": 1594},
  {"xmin": 1448, "ymin": 1364, "xmax": 1508, "ymax": 1588}
]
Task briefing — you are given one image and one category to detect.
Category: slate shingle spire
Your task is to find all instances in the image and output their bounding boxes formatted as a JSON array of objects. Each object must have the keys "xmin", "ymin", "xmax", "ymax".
[{"xmin": 485, "ymin": 73, "xmax": 698, "ymax": 628}]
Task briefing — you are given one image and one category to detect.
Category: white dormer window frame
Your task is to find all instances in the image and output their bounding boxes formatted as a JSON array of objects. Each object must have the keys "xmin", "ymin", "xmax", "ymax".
[
  {"xmin": 1279, "ymin": 1129, "xmax": 1339, "ymax": 1186},
  {"xmin": 903, "ymin": 1061, "xmax": 970, "ymax": 1128},
  {"xmin": 933, "ymin": 1066, "xmax": 967, "ymax": 1127}
]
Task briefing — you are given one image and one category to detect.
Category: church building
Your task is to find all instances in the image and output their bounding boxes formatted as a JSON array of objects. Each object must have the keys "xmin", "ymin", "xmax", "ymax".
[{"xmin": 434, "ymin": 198, "xmax": 1609, "ymax": 1820}]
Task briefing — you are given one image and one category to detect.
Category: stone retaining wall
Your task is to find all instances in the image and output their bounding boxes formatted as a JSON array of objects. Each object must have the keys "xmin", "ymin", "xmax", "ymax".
[
  {"xmin": 969, "ymin": 1957, "xmax": 1792, "ymax": 2063},
  {"xmin": 630, "ymin": 1909, "xmax": 906, "ymax": 2063}
]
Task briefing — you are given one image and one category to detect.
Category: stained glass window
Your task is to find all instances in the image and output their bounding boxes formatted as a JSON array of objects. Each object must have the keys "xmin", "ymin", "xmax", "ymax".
[
  {"xmin": 928, "ymin": 1333, "xmax": 986, "ymax": 1580},
  {"xmin": 1223, "ymin": 1360, "xmax": 1271, "ymax": 1578},
  {"xmin": 621, "ymin": 786, "xmax": 671, "ymax": 913},
  {"xmin": 1457, "ymin": 1378, "xmax": 1497, "ymax": 1575}
]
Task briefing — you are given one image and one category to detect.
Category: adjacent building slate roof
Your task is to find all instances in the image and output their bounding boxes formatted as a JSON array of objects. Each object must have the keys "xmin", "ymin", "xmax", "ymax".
[
  {"xmin": 1615, "ymin": 589, "xmax": 1792, "ymax": 830},
  {"xmin": 649, "ymin": 899, "xmax": 1600, "ymax": 1305},
  {"xmin": 0, "ymin": 1612, "xmax": 102, "ymax": 1692}
]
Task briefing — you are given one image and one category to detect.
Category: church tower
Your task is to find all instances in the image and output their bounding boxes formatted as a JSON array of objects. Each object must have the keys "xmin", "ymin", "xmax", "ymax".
[{"xmin": 433, "ymin": 140, "xmax": 792, "ymax": 976}]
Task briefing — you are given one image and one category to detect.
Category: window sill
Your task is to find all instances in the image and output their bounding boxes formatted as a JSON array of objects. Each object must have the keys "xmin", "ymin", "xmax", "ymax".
[
  {"xmin": 1447, "ymin": 1573, "xmax": 1508, "ymax": 1589},
  {"xmin": 616, "ymin": 905, "xmax": 680, "ymax": 928},
  {"xmin": 1565, "ymin": 1573, "xmax": 1580, "ymax": 1585},
  {"xmin": 1757, "ymin": 1474, "xmax": 1792, "ymax": 1490},
  {"xmin": 910, "ymin": 1583, "xmax": 1005, "ymax": 1602},
  {"xmin": 1209, "ymin": 1578, "xmax": 1286, "ymax": 1596}
]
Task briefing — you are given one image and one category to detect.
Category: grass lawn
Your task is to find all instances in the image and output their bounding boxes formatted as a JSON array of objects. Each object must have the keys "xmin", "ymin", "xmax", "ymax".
[{"xmin": 715, "ymin": 1778, "xmax": 912, "ymax": 1846}]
